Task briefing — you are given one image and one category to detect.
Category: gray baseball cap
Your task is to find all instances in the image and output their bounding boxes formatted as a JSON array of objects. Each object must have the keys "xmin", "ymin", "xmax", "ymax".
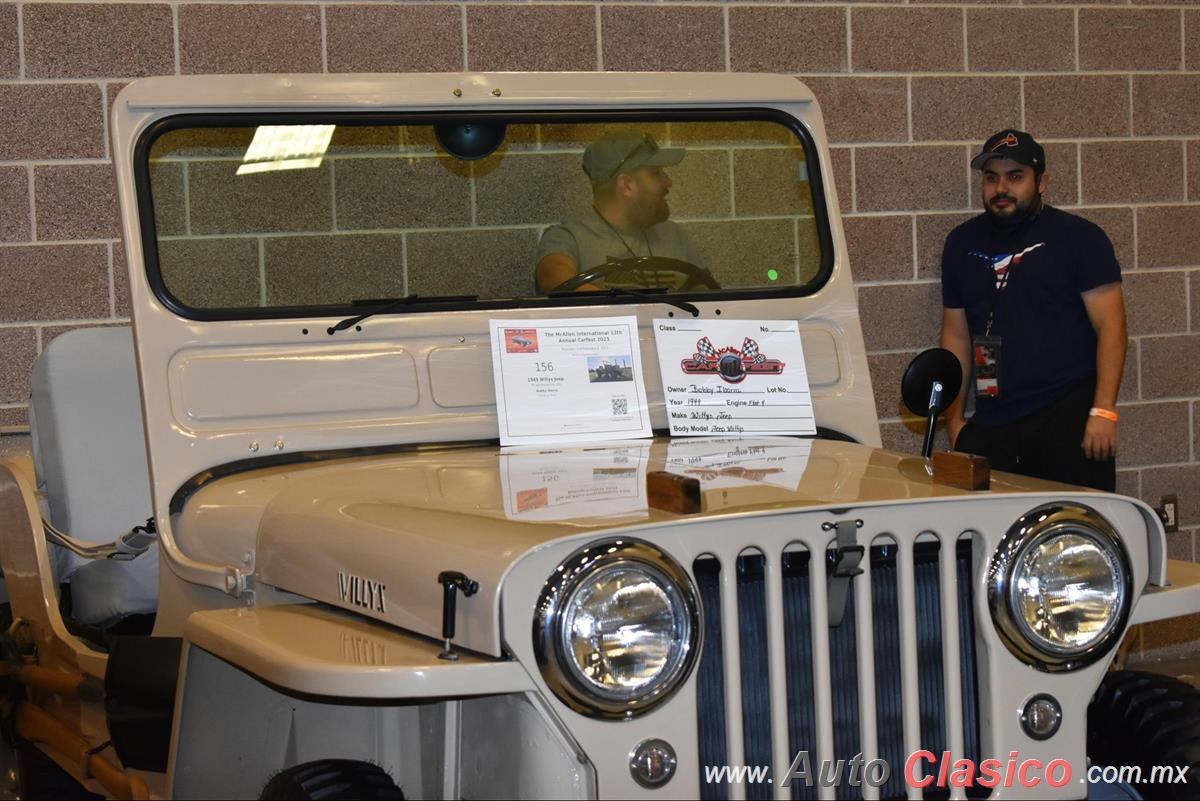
[{"xmin": 582, "ymin": 132, "xmax": 684, "ymax": 182}]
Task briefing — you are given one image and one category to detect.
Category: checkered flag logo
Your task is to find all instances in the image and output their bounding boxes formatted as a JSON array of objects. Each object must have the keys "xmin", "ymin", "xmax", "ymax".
[
  {"xmin": 741, "ymin": 337, "xmax": 765, "ymax": 364},
  {"xmin": 695, "ymin": 337, "xmax": 719, "ymax": 361}
]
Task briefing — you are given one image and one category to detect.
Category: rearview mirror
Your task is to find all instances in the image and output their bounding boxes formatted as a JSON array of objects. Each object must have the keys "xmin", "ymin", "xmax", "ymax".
[{"xmin": 901, "ymin": 348, "xmax": 962, "ymax": 458}]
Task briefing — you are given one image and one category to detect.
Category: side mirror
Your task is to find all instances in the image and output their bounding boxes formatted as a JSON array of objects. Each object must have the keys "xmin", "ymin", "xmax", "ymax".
[{"xmin": 901, "ymin": 348, "xmax": 963, "ymax": 459}]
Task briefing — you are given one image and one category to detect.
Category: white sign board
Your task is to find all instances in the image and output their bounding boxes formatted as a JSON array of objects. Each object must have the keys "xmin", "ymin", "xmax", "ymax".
[
  {"xmin": 499, "ymin": 443, "xmax": 650, "ymax": 522},
  {"xmin": 653, "ymin": 319, "xmax": 816, "ymax": 437},
  {"xmin": 489, "ymin": 317, "xmax": 653, "ymax": 446}
]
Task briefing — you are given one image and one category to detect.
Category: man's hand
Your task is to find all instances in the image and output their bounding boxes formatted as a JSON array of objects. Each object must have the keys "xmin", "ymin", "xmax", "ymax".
[
  {"xmin": 947, "ymin": 415, "xmax": 967, "ymax": 450},
  {"xmin": 1082, "ymin": 415, "xmax": 1117, "ymax": 461}
]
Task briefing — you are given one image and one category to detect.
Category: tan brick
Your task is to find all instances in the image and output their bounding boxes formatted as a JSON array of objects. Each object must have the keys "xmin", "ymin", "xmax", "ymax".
[
  {"xmin": 407, "ymin": 229, "xmax": 538, "ymax": 299},
  {"xmin": 1074, "ymin": 207, "xmax": 1135, "ymax": 273},
  {"xmin": 1193, "ymin": 272, "xmax": 1200, "ymax": 331},
  {"xmin": 1024, "ymin": 76, "xmax": 1131, "ymax": 140},
  {"xmin": 1117, "ymin": 401, "xmax": 1191, "ymax": 467},
  {"xmin": 0, "ymin": 167, "xmax": 29, "ymax": 243},
  {"xmin": 1080, "ymin": 9, "xmax": 1181, "ymax": 72},
  {"xmin": 468, "ymin": 6, "xmax": 595, "ymax": 72},
  {"xmin": 1166, "ymin": 530, "xmax": 1195, "ymax": 563},
  {"xmin": 868, "ymin": 351, "xmax": 921, "ymax": 420},
  {"xmin": 1115, "ymin": 468, "xmax": 1140, "ymax": 499},
  {"xmin": 1123, "ymin": 271, "xmax": 1189, "ymax": 337},
  {"xmin": 334, "ymin": 156, "xmax": 470, "ymax": 230},
  {"xmin": 0, "ymin": 3, "xmax": 17, "ymax": 79},
  {"xmin": 802, "ymin": 77, "xmax": 906, "ymax": 145},
  {"xmin": 1189, "ymin": 10, "xmax": 1200, "ymax": 71},
  {"xmin": 1195, "ymin": 401, "xmax": 1200, "ymax": 460},
  {"xmin": 265, "ymin": 234, "xmax": 405, "ymax": 307},
  {"xmin": 844, "ymin": 215, "xmax": 912, "ymax": 283},
  {"xmin": 857, "ymin": 282, "xmax": 942, "ymax": 351},
  {"xmin": 851, "ymin": 8, "xmax": 963, "ymax": 74},
  {"xmin": 916, "ymin": 212, "xmax": 975, "ymax": 281},
  {"xmin": 327, "ymin": 5, "xmax": 462, "ymax": 73},
  {"xmin": 733, "ymin": 148, "xmax": 814, "ymax": 217},
  {"xmin": 0, "ymin": 244, "xmax": 109, "ymax": 322},
  {"xmin": 911, "ymin": 77, "xmax": 1020, "ymax": 142},
  {"xmin": 0, "ymin": 84, "xmax": 103, "ymax": 160},
  {"xmin": 855, "ymin": 146, "xmax": 968, "ymax": 213},
  {"xmin": 1133, "ymin": 76, "xmax": 1200, "ymax": 138},
  {"xmin": 601, "ymin": 7, "xmax": 724, "ymax": 72},
  {"xmin": 473, "ymin": 152, "xmax": 591, "ymax": 227},
  {"xmin": 967, "ymin": 8, "xmax": 1074, "ymax": 73},
  {"xmin": 0, "ymin": 328, "xmax": 36, "ymax": 403},
  {"xmin": 188, "ymin": 161, "xmax": 332, "ymax": 235},
  {"xmin": 159, "ymin": 238, "xmax": 261, "ymax": 310},
  {"xmin": 0, "ymin": 406, "xmax": 28, "ymax": 431},
  {"xmin": 33, "ymin": 164, "xmax": 119, "ymax": 242},
  {"xmin": 1137, "ymin": 206, "xmax": 1200, "ymax": 268},
  {"xmin": 1081, "ymin": 141, "xmax": 1184, "ymax": 205},
  {"xmin": 830, "ymin": 148, "xmax": 852, "ymax": 215},
  {"xmin": 1121, "ymin": 339, "xmax": 1138, "ymax": 403},
  {"xmin": 1142, "ymin": 335, "xmax": 1200, "ymax": 399},
  {"xmin": 1142, "ymin": 465, "xmax": 1200, "ymax": 526},
  {"xmin": 24, "ymin": 3, "xmax": 173, "ymax": 78},
  {"xmin": 180, "ymin": 4, "xmax": 321, "ymax": 74},
  {"xmin": 681, "ymin": 219, "xmax": 798, "ymax": 290},
  {"xmin": 662, "ymin": 150, "xmax": 730, "ymax": 221},
  {"xmin": 1043, "ymin": 142, "xmax": 1079, "ymax": 208},
  {"xmin": 730, "ymin": 8, "xmax": 846, "ymax": 73},
  {"xmin": 148, "ymin": 161, "xmax": 185, "ymax": 238}
]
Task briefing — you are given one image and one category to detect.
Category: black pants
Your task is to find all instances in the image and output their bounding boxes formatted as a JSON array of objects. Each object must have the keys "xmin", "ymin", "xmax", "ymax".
[{"xmin": 955, "ymin": 378, "xmax": 1116, "ymax": 492}]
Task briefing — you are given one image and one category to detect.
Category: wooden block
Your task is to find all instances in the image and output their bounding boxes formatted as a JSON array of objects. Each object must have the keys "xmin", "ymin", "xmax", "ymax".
[
  {"xmin": 932, "ymin": 450, "xmax": 990, "ymax": 491},
  {"xmin": 647, "ymin": 471, "xmax": 702, "ymax": 514}
]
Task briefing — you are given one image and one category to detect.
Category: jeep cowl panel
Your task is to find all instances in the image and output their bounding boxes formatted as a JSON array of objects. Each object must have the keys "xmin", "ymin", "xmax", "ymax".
[{"xmin": 0, "ymin": 73, "xmax": 1198, "ymax": 801}]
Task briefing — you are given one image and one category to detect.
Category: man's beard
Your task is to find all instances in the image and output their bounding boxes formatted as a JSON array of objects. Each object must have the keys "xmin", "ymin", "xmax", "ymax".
[
  {"xmin": 985, "ymin": 191, "xmax": 1043, "ymax": 229},
  {"xmin": 631, "ymin": 195, "xmax": 669, "ymax": 229}
]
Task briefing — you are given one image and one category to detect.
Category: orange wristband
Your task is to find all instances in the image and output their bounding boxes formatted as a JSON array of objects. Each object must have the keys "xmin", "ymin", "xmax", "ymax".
[{"xmin": 1089, "ymin": 407, "xmax": 1119, "ymax": 422}]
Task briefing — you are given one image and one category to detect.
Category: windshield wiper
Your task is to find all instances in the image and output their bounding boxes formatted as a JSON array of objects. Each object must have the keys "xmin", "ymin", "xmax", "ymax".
[
  {"xmin": 547, "ymin": 286, "xmax": 699, "ymax": 317},
  {"xmin": 328, "ymin": 294, "xmax": 478, "ymax": 334}
]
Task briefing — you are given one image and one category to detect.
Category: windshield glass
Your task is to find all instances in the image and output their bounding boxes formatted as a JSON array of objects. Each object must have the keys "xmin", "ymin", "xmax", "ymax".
[{"xmin": 141, "ymin": 114, "xmax": 829, "ymax": 314}]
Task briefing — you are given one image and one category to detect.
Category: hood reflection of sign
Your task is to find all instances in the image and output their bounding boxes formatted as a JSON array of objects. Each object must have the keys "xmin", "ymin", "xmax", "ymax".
[{"xmin": 681, "ymin": 336, "xmax": 785, "ymax": 384}]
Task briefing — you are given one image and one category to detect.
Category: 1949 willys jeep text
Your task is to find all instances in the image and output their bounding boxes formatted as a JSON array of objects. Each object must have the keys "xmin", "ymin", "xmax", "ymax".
[{"xmin": 1, "ymin": 72, "xmax": 1199, "ymax": 800}]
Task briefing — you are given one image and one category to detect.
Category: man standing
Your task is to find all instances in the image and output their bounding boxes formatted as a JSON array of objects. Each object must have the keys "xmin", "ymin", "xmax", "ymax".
[
  {"xmin": 535, "ymin": 131, "xmax": 702, "ymax": 293},
  {"xmin": 939, "ymin": 129, "xmax": 1126, "ymax": 491}
]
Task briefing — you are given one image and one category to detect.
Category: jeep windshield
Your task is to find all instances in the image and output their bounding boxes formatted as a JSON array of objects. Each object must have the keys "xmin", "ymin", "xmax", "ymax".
[{"xmin": 139, "ymin": 113, "xmax": 831, "ymax": 318}]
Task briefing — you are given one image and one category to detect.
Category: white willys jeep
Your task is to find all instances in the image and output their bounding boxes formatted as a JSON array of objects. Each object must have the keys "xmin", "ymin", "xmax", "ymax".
[{"xmin": 0, "ymin": 72, "xmax": 1198, "ymax": 800}]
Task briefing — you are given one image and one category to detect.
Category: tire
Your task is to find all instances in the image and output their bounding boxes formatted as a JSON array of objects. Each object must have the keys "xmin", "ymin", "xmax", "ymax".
[
  {"xmin": 1088, "ymin": 670, "xmax": 1200, "ymax": 800},
  {"xmin": 260, "ymin": 759, "xmax": 404, "ymax": 800},
  {"xmin": 13, "ymin": 744, "xmax": 102, "ymax": 800}
]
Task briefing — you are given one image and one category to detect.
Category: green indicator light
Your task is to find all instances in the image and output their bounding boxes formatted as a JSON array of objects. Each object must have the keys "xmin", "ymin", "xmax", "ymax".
[{"xmin": 767, "ymin": 268, "xmax": 779, "ymax": 281}]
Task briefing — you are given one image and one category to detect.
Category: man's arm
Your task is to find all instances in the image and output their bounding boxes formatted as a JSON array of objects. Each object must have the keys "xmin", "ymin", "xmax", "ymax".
[
  {"xmin": 939, "ymin": 307, "xmax": 972, "ymax": 448},
  {"xmin": 1081, "ymin": 282, "xmax": 1126, "ymax": 461}
]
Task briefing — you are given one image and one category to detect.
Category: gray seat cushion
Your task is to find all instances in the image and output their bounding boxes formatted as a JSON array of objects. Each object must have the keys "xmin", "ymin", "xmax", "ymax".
[{"xmin": 30, "ymin": 326, "xmax": 157, "ymax": 626}]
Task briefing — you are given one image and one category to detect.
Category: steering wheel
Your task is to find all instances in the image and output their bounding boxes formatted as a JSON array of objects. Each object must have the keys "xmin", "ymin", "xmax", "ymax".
[{"xmin": 550, "ymin": 256, "xmax": 722, "ymax": 293}]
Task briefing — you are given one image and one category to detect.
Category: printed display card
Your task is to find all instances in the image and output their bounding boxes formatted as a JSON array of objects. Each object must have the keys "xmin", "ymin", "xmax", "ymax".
[
  {"xmin": 653, "ymin": 318, "xmax": 816, "ymax": 437},
  {"xmin": 665, "ymin": 437, "xmax": 813, "ymax": 491},
  {"xmin": 490, "ymin": 317, "xmax": 653, "ymax": 446}
]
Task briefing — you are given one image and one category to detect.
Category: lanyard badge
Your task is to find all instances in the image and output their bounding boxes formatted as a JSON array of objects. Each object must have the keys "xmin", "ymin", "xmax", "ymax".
[{"xmin": 972, "ymin": 334, "xmax": 1002, "ymax": 398}]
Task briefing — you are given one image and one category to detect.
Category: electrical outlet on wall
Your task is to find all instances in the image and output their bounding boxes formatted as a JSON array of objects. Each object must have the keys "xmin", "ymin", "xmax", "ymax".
[{"xmin": 1159, "ymin": 495, "xmax": 1179, "ymax": 534}]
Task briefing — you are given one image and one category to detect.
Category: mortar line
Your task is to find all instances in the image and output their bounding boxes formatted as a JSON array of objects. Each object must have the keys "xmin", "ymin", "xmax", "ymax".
[
  {"xmin": 320, "ymin": 4, "xmax": 329, "ymax": 74},
  {"xmin": 15, "ymin": 2, "xmax": 25, "ymax": 79},
  {"xmin": 723, "ymin": 5, "xmax": 731, "ymax": 73},
  {"xmin": 172, "ymin": 3, "xmax": 181, "ymax": 76}
]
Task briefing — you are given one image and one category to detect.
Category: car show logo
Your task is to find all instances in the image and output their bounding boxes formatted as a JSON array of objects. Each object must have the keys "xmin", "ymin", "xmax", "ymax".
[
  {"xmin": 504, "ymin": 328, "xmax": 538, "ymax": 353},
  {"xmin": 680, "ymin": 336, "xmax": 785, "ymax": 384}
]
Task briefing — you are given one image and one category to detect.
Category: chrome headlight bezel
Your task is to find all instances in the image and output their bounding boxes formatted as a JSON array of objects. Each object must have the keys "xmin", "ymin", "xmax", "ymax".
[
  {"xmin": 533, "ymin": 538, "xmax": 702, "ymax": 719},
  {"xmin": 988, "ymin": 502, "xmax": 1132, "ymax": 672}
]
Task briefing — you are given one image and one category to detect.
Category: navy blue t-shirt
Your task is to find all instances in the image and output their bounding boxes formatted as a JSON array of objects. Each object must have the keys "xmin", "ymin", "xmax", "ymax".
[{"xmin": 941, "ymin": 205, "xmax": 1121, "ymax": 426}]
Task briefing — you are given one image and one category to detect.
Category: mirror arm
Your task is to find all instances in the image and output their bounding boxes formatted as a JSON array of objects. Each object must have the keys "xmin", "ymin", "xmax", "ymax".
[{"xmin": 922, "ymin": 381, "xmax": 944, "ymax": 459}]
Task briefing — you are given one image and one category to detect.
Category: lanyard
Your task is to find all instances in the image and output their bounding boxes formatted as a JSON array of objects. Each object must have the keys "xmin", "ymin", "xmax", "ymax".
[
  {"xmin": 594, "ymin": 207, "xmax": 654, "ymax": 259},
  {"xmin": 985, "ymin": 268, "xmax": 1010, "ymax": 337}
]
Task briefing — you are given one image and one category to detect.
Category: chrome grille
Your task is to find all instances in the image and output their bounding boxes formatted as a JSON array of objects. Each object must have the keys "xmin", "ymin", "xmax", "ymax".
[{"xmin": 694, "ymin": 537, "xmax": 983, "ymax": 801}]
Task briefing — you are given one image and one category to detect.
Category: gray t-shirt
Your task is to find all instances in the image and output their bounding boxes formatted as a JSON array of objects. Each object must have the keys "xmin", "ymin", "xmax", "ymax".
[{"xmin": 537, "ymin": 213, "xmax": 702, "ymax": 281}]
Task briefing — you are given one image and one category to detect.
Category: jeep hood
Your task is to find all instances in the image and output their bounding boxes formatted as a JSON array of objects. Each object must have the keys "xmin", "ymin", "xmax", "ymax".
[{"xmin": 234, "ymin": 437, "xmax": 1075, "ymax": 657}]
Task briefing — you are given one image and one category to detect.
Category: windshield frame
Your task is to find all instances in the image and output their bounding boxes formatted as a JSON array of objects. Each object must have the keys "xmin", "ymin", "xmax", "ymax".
[{"xmin": 134, "ymin": 108, "xmax": 835, "ymax": 322}]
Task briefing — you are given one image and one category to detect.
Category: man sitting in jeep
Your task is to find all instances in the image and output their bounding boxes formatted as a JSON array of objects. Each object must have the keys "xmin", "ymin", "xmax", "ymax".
[{"xmin": 534, "ymin": 131, "xmax": 705, "ymax": 293}]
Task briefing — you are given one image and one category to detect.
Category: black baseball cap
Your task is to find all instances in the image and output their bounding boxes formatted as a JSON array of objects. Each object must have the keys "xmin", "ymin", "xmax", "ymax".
[{"xmin": 970, "ymin": 129, "xmax": 1045, "ymax": 172}]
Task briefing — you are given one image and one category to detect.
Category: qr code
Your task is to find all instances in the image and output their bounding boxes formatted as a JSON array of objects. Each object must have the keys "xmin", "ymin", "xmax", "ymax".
[{"xmin": 611, "ymin": 397, "xmax": 628, "ymax": 417}]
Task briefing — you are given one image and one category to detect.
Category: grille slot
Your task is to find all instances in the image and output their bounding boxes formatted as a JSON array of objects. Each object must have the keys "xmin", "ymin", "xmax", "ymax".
[{"xmin": 694, "ymin": 538, "xmax": 982, "ymax": 801}]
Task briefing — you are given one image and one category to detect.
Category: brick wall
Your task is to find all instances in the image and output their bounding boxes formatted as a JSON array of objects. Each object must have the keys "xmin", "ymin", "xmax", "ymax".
[{"xmin": 0, "ymin": 3, "xmax": 1197, "ymax": 578}]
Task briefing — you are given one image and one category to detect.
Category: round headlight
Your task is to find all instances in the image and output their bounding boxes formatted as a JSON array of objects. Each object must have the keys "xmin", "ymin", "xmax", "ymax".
[
  {"xmin": 534, "ymin": 540, "xmax": 701, "ymax": 718},
  {"xmin": 989, "ymin": 503, "xmax": 1132, "ymax": 672}
]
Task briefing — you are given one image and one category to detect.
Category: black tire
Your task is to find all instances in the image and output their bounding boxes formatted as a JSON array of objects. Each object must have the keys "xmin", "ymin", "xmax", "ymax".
[
  {"xmin": 260, "ymin": 759, "xmax": 404, "ymax": 801},
  {"xmin": 1088, "ymin": 670, "xmax": 1200, "ymax": 800},
  {"xmin": 14, "ymin": 744, "xmax": 102, "ymax": 800}
]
